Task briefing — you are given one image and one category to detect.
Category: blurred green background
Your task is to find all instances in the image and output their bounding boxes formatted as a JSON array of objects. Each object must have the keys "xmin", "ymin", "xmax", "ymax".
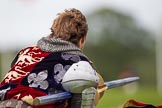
[
  {"xmin": 96, "ymin": 87, "xmax": 162, "ymax": 108},
  {"xmin": 84, "ymin": 8, "xmax": 162, "ymax": 107},
  {"xmin": 0, "ymin": 3, "xmax": 162, "ymax": 108}
]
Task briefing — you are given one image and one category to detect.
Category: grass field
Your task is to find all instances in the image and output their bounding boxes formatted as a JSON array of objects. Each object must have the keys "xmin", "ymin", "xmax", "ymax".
[{"xmin": 96, "ymin": 86, "xmax": 162, "ymax": 108}]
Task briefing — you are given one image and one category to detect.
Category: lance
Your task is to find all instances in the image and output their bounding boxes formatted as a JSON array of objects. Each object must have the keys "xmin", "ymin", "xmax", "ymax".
[{"xmin": 33, "ymin": 77, "xmax": 139, "ymax": 106}]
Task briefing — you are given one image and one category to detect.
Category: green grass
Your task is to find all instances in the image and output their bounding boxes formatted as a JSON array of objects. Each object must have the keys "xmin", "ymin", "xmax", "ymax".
[{"xmin": 96, "ymin": 86, "xmax": 162, "ymax": 108}]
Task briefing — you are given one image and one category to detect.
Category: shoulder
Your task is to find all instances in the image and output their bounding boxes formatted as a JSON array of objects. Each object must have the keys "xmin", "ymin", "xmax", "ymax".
[{"xmin": 11, "ymin": 46, "xmax": 47, "ymax": 67}]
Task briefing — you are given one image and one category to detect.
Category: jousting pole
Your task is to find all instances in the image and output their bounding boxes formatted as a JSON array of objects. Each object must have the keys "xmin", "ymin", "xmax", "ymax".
[{"xmin": 33, "ymin": 77, "xmax": 139, "ymax": 106}]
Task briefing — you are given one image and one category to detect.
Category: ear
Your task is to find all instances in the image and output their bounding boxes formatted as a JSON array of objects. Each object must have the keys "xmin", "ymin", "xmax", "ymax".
[
  {"xmin": 80, "ymin": 36, "xmax": 86, "ymax": 44},
  {"xmin": 79, "ymin": 36, "xmax": 86, "ymax": 50}
]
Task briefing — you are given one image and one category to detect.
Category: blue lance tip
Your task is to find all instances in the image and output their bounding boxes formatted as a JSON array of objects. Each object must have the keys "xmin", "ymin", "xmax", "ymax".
[{"xmin": 105, "ymin": 77, "xmax": 140, "ymax": 89}]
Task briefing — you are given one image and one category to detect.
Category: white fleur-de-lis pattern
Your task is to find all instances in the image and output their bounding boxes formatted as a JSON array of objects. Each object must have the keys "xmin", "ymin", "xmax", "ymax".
[
  {"xmin": 27, "ymin": 70, "xmax": 49, "ymax": 90},
  {"xmin": 54, "ymin": 64, "xmax": 70, "ymax": 83},
  {"xmin": 53, "ymin": 53, "xmax": 81, "ymax": 84},
  {"xmin": 61, "ymin": 53, "xmax": 80, "ymax": 62}
]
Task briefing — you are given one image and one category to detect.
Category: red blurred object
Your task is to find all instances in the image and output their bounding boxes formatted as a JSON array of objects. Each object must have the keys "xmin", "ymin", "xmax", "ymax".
[{"xmin": 123, "ymin": 99, "xmax": 162, "ymax": 108}]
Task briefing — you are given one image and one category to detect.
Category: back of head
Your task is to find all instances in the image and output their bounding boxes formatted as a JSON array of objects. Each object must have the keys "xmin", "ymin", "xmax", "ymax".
[{"xmin": 50, "ymin": 8, "xmax": 88, "ymax": 46}]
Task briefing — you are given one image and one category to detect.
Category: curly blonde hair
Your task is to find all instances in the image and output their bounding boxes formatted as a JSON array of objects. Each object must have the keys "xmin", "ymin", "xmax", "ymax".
[{"xmin": 50, "ymin": 8, "xmax": 88, "ymax": 46}]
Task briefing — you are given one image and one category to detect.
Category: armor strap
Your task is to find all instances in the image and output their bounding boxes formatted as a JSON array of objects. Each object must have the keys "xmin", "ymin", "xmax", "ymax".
[{"xmin": 94, "ymin": 73, "xmax": 107, "ymax": 106}]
